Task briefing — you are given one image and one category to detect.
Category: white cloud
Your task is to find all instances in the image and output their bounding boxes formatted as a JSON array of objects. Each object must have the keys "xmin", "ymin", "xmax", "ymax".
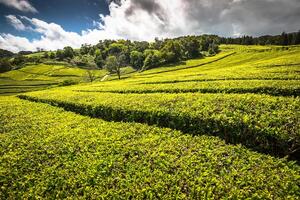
[
  {"xmin": 0, "ymin": 0, "xmax": 37, "ymax": 13},
  {"xmin": 1, "ymin": 0, "xmax": 299, "ymax": 52},
  {"xmin": 0, "ymin": 15, "xmax": 119, "ymax": 52},
  {"xmin": 5, "ymin": 15, "xmax": 27, "ymax": 31},
  {"xmin": 0, "ymin": 33, "xmax": 34, "ymax": 52}
]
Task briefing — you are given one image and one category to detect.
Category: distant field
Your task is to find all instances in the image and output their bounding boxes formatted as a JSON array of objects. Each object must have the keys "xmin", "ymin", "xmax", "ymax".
[
  {"xmin": 1, "ymin": 45, "xmax": 300, "ymax": 198},
  {"xmin": 0, "ymin": 64, "xmax": 107, "ymax": 95}
]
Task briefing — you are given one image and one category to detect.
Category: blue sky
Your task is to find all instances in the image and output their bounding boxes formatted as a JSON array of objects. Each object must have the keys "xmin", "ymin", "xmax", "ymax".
[
  {"xmin": 0, "ymin": 0, "xmax": 110, "ymax": 40},
  {"xmin": 0, "ymin": 0, "xmax": 299, "ymax": 52}
]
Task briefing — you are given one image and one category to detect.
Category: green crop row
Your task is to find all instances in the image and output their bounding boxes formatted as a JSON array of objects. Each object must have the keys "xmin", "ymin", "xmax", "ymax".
[
  {"xmin": 19, "ymin": 91, "xmax": 300, "ymax": 160},
  {"xmin": 76, "ymin": 80, "xmax": 300, "ymax": 97},
  {"xmin": 1, "ymin": 97, "xmax": 300, "ymax": 199}
]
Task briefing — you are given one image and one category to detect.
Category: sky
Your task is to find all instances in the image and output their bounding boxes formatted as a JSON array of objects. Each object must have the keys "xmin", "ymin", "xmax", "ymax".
[{"xmin": 0, "ymin": 0, "xmax": 299, "ymax": 53}]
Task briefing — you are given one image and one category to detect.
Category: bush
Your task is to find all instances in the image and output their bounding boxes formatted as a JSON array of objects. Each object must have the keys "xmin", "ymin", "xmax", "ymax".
[{"xmin": 58, "ymin": 80, "xmax": 78, "ymax": 86}]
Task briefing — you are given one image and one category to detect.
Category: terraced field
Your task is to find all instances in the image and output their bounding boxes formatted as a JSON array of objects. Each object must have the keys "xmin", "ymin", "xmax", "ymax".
[
  {"xmin": 0, "ymin": 64, "xmax": 107, "ymax": 95},
  {"xmin": 1, "ymin": 45, "xmax": 300, "ymax": 198}
]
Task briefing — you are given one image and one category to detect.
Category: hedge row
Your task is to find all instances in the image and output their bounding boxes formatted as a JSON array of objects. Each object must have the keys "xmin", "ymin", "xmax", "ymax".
[
  {"xmin": 19, "ymin": 91, "xmax": 300, "ymax": 160},
  {"xmin": 76, "ymin": 80, "xmax": 300, "ymax": 97}
]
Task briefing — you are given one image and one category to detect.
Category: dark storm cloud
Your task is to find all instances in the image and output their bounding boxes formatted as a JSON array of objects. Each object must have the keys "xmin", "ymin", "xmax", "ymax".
[
  {"xmin": 108, "ymin": 0, "xmax": 300, "ymax": 37},
  {"xmin": 222, "ymin": 0, "xmax": 300, "ymax": 35},
  {"xmin": 182, "ymin": 0, "xmax": 300, "ymax": 36},
  {"xmin": 124, "ymin": 0, "xmax": 167, "ymax": 23}
]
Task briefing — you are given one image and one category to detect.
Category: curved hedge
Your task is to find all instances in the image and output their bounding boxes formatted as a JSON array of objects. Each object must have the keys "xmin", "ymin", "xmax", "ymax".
[{"xmin": 19, "ymin": 92, "xmax": 300, "ymax": 160}]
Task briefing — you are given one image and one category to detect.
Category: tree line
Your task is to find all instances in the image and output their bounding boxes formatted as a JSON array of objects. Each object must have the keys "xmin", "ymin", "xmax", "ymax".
[
  {"xmin": 1, "ymin": 31, "xmax": 300, "ymax": 75},
  {"xmin": 220, "ymin": 31, "xmax": 300, "ymax": 46}
]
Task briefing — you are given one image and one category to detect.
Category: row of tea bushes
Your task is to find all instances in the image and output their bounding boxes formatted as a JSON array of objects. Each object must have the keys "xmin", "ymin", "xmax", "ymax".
[
  {"xmin": 76, "ymin": 80, "xmax": 300, "ymax": 97},
  {"xmin": 19, "ymin": 91, "xmax": 300, "ymax": 160}
]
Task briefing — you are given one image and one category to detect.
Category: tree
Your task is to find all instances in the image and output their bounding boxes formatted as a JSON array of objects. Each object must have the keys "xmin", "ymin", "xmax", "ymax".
[
  {"xmin": 130, "ymin": 51, "xmax": 144, "ymax": 70},
  {"xmin": 12, "ymin": 55, "xmax": 26, "ymax": 66},
  {"xmin": 49, "ymin": 52, "xmax": 56, "ymax": 59},
  {"xmin": 85, "ymin": 70, "xmax": 97, "ymax": 82},
  {"xmin": 80, "ymin": 44, "xmax": 92, "ymax": 55},
  {"xmin": 184, "ymin": 37, "xmax": 201, "ymax": 59},
  {"xmin": 105, "ymin": 55, "xmax": 126, "ymax": 79},
  {"xmin": 43, "ymin": 52, "xmax": 49, "ymax": 59},
  {"xmin": 108, "ymin": 43, "xmax": 125, "ymax": 56},
  {"xmin": 94, "ymin": 49, "xmax": 105, "ymax": 69},
  {"xmin": 0, "ymin": 58, "xmax": 12, "ymax": 73},
  {"xmin": 56, "ymin": 50, "xmax": 64, "ymax": 61},
  {"xmin": 63, "ymin": 46, "xmax": 74, "ymax": 59},
  {"xmin": 295, "ymin": 31, "xmax": 300, "ymax": 44},
  {"xmin": 208, "ymin": 42, "xmax": 219, "ymax": 55},
  {"xmin": 161, "ymin": 40, "xmax": 183, "ymax": 64},
  {"xmin": 281, "ymin": 32, "xmax": 288, "ymax": 46}
]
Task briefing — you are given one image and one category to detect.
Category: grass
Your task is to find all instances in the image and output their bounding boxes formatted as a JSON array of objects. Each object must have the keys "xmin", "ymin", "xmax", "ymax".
[{"xmin": 1, "ymin": 45, "xmax": 300, "ymax": 198}]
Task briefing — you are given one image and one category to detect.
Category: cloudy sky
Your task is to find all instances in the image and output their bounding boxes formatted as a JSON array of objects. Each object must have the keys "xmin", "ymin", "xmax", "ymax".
[{"xmin": 0, "ymin": 0, "xmax": 299, "ymax": 52}]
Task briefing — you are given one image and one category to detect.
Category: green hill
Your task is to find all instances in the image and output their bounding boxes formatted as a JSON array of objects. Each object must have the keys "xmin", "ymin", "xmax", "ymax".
[
  {"xmin": 1, "ymin": 45, "xmax": 300, "ymax": 199},
  {"xmin": 0, "ymin": 64, "xmax": 107, "ymax": 95}
]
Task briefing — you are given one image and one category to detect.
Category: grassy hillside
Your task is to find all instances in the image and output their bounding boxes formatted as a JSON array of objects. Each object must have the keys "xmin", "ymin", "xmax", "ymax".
[
  {"xmin": 1, "ymin": 45, "xmax": 300, "ymax": 198},
  {"xmin": 0, "ymin": 64, "xmax": 107, "ymax": 95}
]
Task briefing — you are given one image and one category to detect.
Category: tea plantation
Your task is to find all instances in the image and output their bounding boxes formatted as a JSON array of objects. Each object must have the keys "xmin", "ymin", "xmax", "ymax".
[
  {"xmin": 0, "ymin": 64, "xmax": 107, "ymax": 95},
  {"xmin": 1, "ymin": 45, "xmax": 300, "ymax": 199}
]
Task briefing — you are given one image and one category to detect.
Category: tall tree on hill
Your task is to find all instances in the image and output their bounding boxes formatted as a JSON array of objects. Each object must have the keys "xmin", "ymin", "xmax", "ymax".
[
  {"xmin": 105, "ymin": 54, "xmax": 127, "ymax": 79},
  {"xmin": 63, "ymin": 46, "xmax": 75, "ymax": 59}
]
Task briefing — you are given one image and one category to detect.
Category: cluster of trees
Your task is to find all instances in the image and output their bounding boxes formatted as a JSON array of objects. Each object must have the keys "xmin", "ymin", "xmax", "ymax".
[
  {"xmin": 88, "ymin": 35, "xmax": 219, "ymax": 78},
  {"xmin": 40, "ymin": 35, "xmax": 219, "ymax": 79},
  {"xmin": 220, "ymin": 31, "xmax": 300, "ymax": 46}
]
